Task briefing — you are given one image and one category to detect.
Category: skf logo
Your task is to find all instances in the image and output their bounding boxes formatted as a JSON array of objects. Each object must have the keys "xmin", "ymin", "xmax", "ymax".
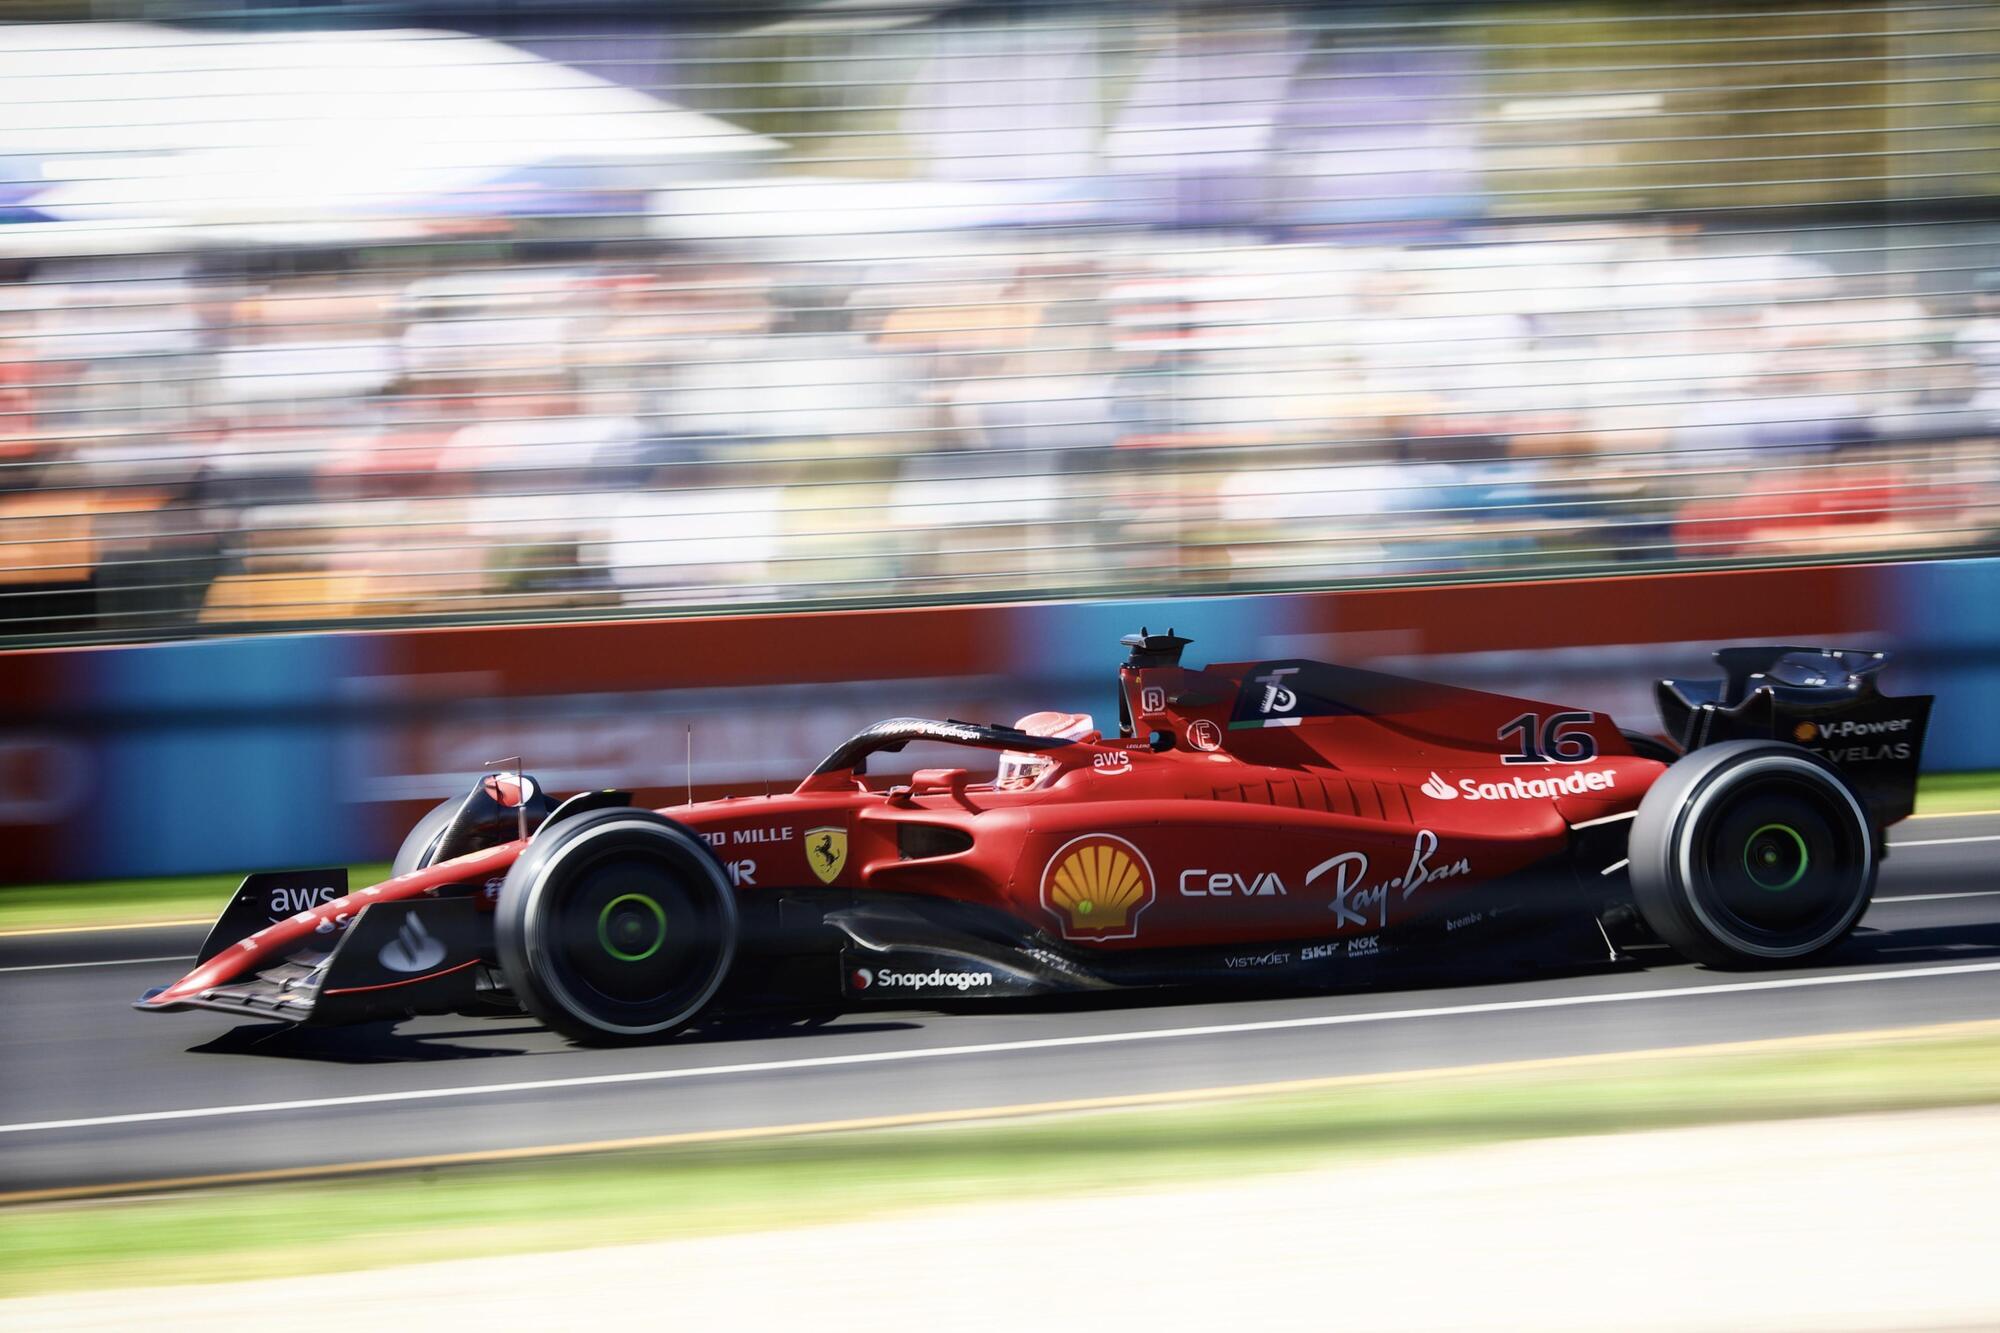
[
  {"xmin": 1793, "ymin": 721, "xmax": 1817, "ymax": 742},
  {"xmin": 1041, "ymin": 833, "xmax": 1155, "ymax": 940},
  {"xmin": 804, "ymin": 826, "xmax": 848, "ymax": 885},
  {"xmin": 851, "ymin": 968, "xmax": 873, "ymax": 990},
  {"xmin": 1420, "ymin": 772, "xmax": 1457, "ymax": 800}
]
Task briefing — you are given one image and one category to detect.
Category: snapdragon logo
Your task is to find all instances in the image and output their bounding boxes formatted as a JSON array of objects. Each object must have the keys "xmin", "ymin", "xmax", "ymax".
[
  {"xmin": 1420, "ymin": 773, "xmax": 1457, "ymax": 800},
  {"xmin": 1452, "ymin": 770, "xmax": 1617, "ymax": 801},
  {"xmin": 871, "ymin": 968, "xmax": 995, "ymax": 992}
]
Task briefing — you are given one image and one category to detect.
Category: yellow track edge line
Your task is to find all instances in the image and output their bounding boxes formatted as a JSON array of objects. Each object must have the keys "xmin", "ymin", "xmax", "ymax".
[
  {"xmin": 7, "ymin": 1016, "xmax": 1998, "ymax": 1209},
  {"xmin": 1909, "ymin": 806, "xmax": 2000, "ymax": 821},
  {"xmin": 0, "ymin": 918, "xmax": 209, "ymax": 939}
]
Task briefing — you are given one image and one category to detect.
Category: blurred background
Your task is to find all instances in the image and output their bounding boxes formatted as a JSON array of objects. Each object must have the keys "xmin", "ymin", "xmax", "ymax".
[
  {"xmin": 3, "ymin": 0, "xmax": 2000, "ymax": 878},
  {"xmin": 3, "ymin": 0, "xmax": 1999, "ymax": 642},
  {"xmin": 5, "ymin": 12, "xmax": 2000, "ymax": 1320}
]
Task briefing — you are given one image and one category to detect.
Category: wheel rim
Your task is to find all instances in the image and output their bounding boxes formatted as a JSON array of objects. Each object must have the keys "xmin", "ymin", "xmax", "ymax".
[
  {"xmin": 522, "ymin": 825, "xmax": 733, "ymax": 1034},
  {"xmin": 597, "ymin": 892, "xmax": 667, "ymax": 963},
  {"xmin": 1685, "ymin": 765, "xmax": 1870, "ymax": 956},
  {"xmin": 1742, "ymin": 823, "xmax": 1810, "ymax": 892}
]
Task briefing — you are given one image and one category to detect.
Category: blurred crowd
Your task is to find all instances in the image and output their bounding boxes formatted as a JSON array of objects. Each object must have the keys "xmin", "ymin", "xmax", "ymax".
[
  {"xmin": 1, "ymin": 1, "xmax": 1997, "ymax": 641},
  {"xmin": 5, "ymin": 221, "xmax": 1999, "ymax": 638}
]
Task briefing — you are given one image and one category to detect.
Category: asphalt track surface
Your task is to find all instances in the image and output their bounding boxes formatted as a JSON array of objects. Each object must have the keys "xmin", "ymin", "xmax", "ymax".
[{"xmin": 4, "ymin": 811, "xmax": 1999, "ymax": 1198}]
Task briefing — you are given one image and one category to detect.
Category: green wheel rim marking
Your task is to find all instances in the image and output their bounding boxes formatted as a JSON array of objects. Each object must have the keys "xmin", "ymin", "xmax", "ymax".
[
  {"xmin": 1744, "ymin": 823, "xmax": 1810, "ymax": 892},
  {"xmin": 597, "ymin": 893, "xmax": 667, "ymax": 962}
]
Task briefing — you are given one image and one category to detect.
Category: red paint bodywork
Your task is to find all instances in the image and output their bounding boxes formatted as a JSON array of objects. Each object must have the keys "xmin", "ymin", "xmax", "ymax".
[{"xmin": 146, "ymin": 656, "xmax": 1667, "ymax": 1008}]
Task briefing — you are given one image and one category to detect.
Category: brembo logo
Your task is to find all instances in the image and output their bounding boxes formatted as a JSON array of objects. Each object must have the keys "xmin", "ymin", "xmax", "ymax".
[{"xmin": 1427, "ymin": 770, "xmax": 1617, "ymax": 801}]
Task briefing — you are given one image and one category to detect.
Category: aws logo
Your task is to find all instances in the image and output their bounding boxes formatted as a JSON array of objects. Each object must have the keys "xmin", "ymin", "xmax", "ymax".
[{"xmin": 1041, "ymin": 834, "xmax": 1155, "ymax": 941}]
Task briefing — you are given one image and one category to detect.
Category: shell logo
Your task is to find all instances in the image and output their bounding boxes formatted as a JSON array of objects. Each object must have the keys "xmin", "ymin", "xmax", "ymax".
[
  {"xmin": 1793, "ymin": 721, "xmax": 1817, "ymax": 742},
  {"xmin": 1041, "ymin": 833, "xmax": 1155, "ymax": 940}
]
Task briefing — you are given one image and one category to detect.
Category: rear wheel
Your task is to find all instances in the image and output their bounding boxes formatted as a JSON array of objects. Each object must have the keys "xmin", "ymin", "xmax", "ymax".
[
  {"xmin": 496, "ymin": 809, "xmax": 738, "ymax": 1045},
  {"xmin": 1628, "ymin": 740, "xmax": 1875, "ymax": 968}
]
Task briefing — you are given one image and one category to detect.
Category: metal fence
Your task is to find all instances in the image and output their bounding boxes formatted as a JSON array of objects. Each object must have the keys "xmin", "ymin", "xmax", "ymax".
[{"xmin": 3, "ymin": 1, "xmax": 1999, "ymax": 645}]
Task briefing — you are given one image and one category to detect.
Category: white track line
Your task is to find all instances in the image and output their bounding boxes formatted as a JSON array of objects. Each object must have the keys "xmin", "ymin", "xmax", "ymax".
[
  {"xmin": 0, "ymin": 955, "xmax": 187, "ymax": 975},
  {"xmin": 1873, "ymin": 890, "xmax": 2000, "ymax": 904},
  {"xmin": 8, "ymin": 959, "xmax": 2000, "ymax": 1138},
  {"xmin": 1887, "ymin": 834, "xmax": 2000, "ymax": 849}
]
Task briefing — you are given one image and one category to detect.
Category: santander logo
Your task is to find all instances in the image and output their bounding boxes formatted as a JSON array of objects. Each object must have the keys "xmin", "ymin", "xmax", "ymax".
[{"xmin": 1421, "ymin": 769, "xmax": 1617, "ymax": 801}]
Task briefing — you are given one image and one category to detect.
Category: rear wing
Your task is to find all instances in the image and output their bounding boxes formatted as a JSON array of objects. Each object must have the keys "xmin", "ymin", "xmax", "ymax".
[{"xmin": 1657, "ymin": 646, "xmax": 1932, "ymax": 826}]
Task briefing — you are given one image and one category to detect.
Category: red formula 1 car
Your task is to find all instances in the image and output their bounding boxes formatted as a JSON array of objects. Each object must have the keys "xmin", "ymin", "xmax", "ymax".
[{"xmin": 139, "ymin": 631, "xmax": 1932, "ymax": 1045}]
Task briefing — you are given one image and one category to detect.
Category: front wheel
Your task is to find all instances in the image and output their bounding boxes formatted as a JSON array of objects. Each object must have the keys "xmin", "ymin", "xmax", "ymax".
[
  {"xmin": 1627, "ymin": 740, "xmax": 1875, "ymax": 969},
  {"xmin": 391, "ymin": 797, "xmax": 459, "ymax": 877},
  {"xmin": 495, "ymin": 809, "xmax": 738, "ymax": 1045}
]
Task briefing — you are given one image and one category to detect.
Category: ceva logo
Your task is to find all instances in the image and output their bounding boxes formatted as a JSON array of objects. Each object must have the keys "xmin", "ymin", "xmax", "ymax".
[{"xmin": 1421, "ymin": 772, "xmax": 1458, "ymax": 800}]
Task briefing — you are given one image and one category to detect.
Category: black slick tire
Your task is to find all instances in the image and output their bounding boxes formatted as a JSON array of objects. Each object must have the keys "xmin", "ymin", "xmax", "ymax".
[
  {"xmin": 1627, "ymin": 740, "xmax": 1875, "ymax": 969},
  {"xmin": 391, "ymin": 797, "xmax": 460, "ymax": 877},
  {"xmin": 495, "ymin": 808, "xmax": 737, "ymax": 1045}
]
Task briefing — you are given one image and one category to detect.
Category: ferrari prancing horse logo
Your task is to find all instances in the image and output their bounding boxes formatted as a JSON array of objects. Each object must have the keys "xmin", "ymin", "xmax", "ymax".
[{"xmin": 804, "ymin": 826, "xmax": 848, "ymax": 885}]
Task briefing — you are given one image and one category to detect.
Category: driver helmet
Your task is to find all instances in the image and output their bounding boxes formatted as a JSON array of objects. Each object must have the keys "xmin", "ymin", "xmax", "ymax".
[{"xmin": 995, "ymin": 710, "xmax": 1094, "ymax": 789}]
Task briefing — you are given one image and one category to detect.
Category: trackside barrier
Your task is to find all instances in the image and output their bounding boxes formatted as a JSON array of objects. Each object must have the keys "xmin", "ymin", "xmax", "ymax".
[{"xmin": 1, "ymin": 559, "xmax": 1993, "ymax": 881}]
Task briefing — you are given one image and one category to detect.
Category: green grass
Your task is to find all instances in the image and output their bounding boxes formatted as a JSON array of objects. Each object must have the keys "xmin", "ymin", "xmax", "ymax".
[
  {"xmin": 6, "ymin": 770, "xmax": 1996, "ymax": 934},
  {"xmin": 0, "ymin": 865, "xmax": 391, "ymax": 934},
  {"xmin": 4, "ymin": 1023, "xmax": 1998, "ymax": 1299},
  {"xmin": 1912, "ymin": 770, "xmax": 2000, "ymax": 816}
]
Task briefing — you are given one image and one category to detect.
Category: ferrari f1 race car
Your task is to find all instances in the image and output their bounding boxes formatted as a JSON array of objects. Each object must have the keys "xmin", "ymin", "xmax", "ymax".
[{"xmin": 139, "ymin": 631, "xmax": 1932, "ymax": 1045}]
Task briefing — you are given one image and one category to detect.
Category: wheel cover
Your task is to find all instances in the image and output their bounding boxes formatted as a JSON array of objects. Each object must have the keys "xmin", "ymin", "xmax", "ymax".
[
  {"xmin": 1742, "ymin": 822, "xmax": 1810, "ymax": 893},
  {"xmin": 597, "ymin": 892, "xmax": 668, "ymax": 963},
  {"xmin": 1680, "ymin": 760, "xmax": 1871, "ymax": 958},
  {"xmin": 521, "ymin": 821, "xmax": 733, "ymax": 1035}
]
